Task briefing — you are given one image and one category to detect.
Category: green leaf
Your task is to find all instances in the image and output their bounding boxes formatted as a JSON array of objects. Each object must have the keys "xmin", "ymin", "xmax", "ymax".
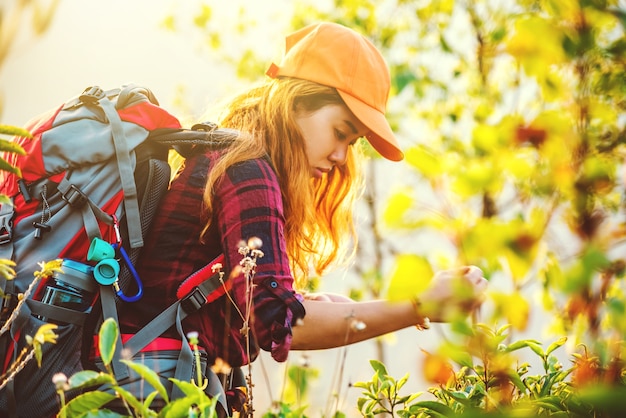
[
  {"xmin": 526, "ymin": 341, "xmax": 545, "ymax": 357},
  {"xmin": 409, "ymin": 400, "xmax": 455, "ymax": 415},
  {"xmin": 120, "ymin": 359, "xmax": 169, "ymax": 402},
  {"xmin": 170, "ymin": 378, "xmax": 210, "ymax": 397},
  {"xmin": 160, "ymin": 393, "xmax": 210, "ymax": 417},
  {"xmin": 0, "ymin": 158, "xmax": 21, "ymax": 176},
  {"xmin": 352, "ymin": 381, "xmax": 369, "ymax": 389},
  {"xmin": 67, "ymin": 370, "xmax": 115, "ymax": 390},
  {"xmin": 505, "ymin": 339, "xmax": 542, "ymax": 353},
  {"xmin": 143, "ymin": 390, "xmax": 158, "ymax": 410},
  {"xmin": 0, "ymin": 138, "xmax": 26, "ymax": 154},
  {"xmin": 111, "ymin": 385, "xmax": 152, "ymax": 415},
  {"xmin": 495, "ymin": 324, "xmax": 512, "ymax": 336},
  {"xmin": 60, "ymin": 391, "xmax": 118, "ymax": 416},
  {"xmin": 506, "ymin": 368, "xmax": 527, "ymax": 393},
  {"xmin": 81, "ymin": 410, "xmax": 123, "ymax": 417},
  {"xmin": 449, "ymin": 318, "xmax": 475, "ymax": 337},
  {"xmin": 0, "ymin": 125, "xmax": 31, "ymax": 138},
  {"xmin": 0, "ymin": 194, "xmax": 12, "ymax": 205},
  {"xmin": 545, "ymin": 336, "xmax": 567, "ymax": 356},
  {"xmin": 369, "ymin": 359, "xmax": 388, "ymax": 377},
  {"xmin": 440, "ymin": 343, "xmax": 473, "ymax": 368},
  {"xmin": 533, "ymin": 399, "xmax": 564, "ymax": 412},
  {"xmin": 397, "ymin": 373, "xmax": 409, "ymax": 388},
  {"xmin": 98, "ymin": 318, "xmax": 119, "ymax": 367}
]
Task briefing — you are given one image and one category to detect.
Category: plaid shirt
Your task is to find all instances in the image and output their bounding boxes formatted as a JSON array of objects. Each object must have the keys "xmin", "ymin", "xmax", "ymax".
[{"xmin": 118, "ymin": 151, "xmax": 305, "ymax": 367}]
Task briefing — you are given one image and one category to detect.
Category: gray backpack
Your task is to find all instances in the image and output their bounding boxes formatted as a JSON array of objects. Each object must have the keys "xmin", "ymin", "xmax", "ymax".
[{"xmin": 0, "ymin": 85, "xmax": 237, "ymax": 416}]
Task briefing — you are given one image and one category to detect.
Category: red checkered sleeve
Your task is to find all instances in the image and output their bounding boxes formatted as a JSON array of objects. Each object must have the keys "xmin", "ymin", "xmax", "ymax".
[{"xmin": 212, "ymin": 155, "xmax": 306, "ymax": 362}]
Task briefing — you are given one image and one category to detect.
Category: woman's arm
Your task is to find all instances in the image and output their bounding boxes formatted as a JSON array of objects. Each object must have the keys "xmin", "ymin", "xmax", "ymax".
[
  {"xmin": 290, "ymin": 265, "xmax": 487, "ymax": 350},
  {"xmin": 291, "ymin": 299, "xmax": 419, "ymax": 350}
]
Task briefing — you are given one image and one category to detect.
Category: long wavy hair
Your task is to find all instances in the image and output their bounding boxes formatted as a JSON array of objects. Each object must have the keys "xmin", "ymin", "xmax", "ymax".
[{"xmin": 200, "ymin": 77, "xmax": 365, "ymax": 288}]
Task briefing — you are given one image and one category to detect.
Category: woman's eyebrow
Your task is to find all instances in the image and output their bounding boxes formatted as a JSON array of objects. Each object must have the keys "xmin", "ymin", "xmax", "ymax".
[{"xmin": 345, "ymin": 120, "xmax": 358, "ymax": 134}]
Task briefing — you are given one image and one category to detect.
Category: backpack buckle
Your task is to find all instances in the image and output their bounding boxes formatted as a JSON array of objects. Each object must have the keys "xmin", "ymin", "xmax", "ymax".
[
  {"xmin": 181, "ymin": 286, "xmax": 208, "ymax": 314},
  {"xmin": 79, "ymin": 86, "xmax": 106, "ymax": 104},
  {"xmin": 61, "ymin": 184, "xmax": 88, "ymax": 208},
  {"xmin": 191, "ymin": 122, "xmax": 218, "ymax": 132},
  {"xmin": 0, "ymin": 293, "xmax": 17, "ymax": 327},
  {"xmin": 0, "ymin": 207, "xmax": 14, "ymax": 245}
]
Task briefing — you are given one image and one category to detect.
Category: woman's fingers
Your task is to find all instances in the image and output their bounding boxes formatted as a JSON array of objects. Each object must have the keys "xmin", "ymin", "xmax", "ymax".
[{"xmin": 422, "ymin": 265, "xmax": 488, "ymax": 320}]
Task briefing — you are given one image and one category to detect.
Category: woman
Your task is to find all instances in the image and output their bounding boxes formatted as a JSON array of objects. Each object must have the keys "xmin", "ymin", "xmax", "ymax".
[{"xmin": 118, "ymin": 22, "xmax": 487, "ymax": 415}]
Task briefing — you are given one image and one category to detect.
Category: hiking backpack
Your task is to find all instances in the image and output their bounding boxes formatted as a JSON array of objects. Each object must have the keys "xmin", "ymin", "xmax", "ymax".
[{"xmin": 0, "ymin": 84, "xmax": 239, "ymax": 416}]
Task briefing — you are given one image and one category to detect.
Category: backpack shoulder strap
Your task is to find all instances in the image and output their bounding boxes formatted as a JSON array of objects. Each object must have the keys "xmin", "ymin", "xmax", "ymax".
[{"xmin": 96, "ymin": 91, "xmax": 143, "ymax": 248}]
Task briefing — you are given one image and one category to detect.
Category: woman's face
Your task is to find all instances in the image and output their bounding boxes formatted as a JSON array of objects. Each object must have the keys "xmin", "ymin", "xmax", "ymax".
[{"xmin": 295, "ymin": 103, "xmax": 368, "ymax": 178}]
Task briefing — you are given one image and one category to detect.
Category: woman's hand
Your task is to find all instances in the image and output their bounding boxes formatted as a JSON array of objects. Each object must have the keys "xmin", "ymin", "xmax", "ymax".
[{"xmin": 418, "ymin": 266, "xmax": 488, "ymax": 322}]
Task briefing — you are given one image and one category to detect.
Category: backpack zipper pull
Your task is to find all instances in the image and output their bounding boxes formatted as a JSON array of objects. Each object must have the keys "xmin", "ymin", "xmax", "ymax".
[
  {"xmin": 32, "ymin": 221, "xmax": 52, "ymax": 240},
  {"xmin": 33, "ymin": 185, "xmax": 52, "ymax": 240}
]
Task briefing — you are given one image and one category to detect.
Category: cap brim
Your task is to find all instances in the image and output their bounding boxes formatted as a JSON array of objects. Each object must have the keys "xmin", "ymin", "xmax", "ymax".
[{"xmin": 337, "ymin": 91, "xmax": 403, "ymax": 161}]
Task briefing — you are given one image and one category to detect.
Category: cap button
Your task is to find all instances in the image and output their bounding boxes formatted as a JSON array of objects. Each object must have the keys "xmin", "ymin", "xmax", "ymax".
[{"xmin": 266, "ymin": 63, "xmax": 280, "ymax": 78}]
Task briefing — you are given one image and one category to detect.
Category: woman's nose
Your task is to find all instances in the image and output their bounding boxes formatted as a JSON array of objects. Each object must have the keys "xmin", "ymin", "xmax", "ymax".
[{"xmin": 329, "ymin": 144, "xmax": 349, "ymax": 166}]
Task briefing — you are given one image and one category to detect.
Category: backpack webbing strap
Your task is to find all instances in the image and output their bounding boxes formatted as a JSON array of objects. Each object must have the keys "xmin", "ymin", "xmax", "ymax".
[
  {"xmin": 99, "ymin": 284, "xmax": 129, "ymax": 380},
  {"xmin": 55, "ymin": 178, "xmax": 112, "ymax": 244},
  {"xmin": 0, "ymin": 202, "xmax": 15, "ymax": 305},
  {"xmin": 25, "ymin": 300, "xmax": 89, "ymax": 326},
  {"xmin": 172, "ymin": 303, "xmax": 228, "ymax": 413},
  {"xmin": 121, "ymin": 273, "xmax": 223, "ymax": 357},
  {"xmin": 113, "ymin": 273, "xmax": 228, "ymax": 410},
  {"xmin": 98, "ymin": 98, "xmax": 143, "ymax": 249},
  {"xmin": 5, "ymin": 379, "xmax": 16, "ymax": 418}
]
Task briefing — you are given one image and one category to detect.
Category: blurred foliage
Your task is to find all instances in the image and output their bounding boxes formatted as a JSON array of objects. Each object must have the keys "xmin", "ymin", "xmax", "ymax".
[
  {"xmin": 171, "ymin": 0, "xmax": 626, "ymax": 415},
  {"xmin": 355, "ymin": 323, "xmax": 626, "ymax": 417}
]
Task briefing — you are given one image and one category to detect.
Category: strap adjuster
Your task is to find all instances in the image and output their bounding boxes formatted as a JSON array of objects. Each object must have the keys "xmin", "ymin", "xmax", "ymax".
[
  {"xmin": 61, "ymin": 184, "xmax": 88, "ymax": 208},
  {"xmin": 181, "ymin": 286, "xmax": 208, "ymax": 314},
  {"xmin": 0, "ymin": 212, "xmax": 13, "ymax": 245},
  {"xmin": 79, "ymin": 86, "xmax": 105, "ymax": 104}
]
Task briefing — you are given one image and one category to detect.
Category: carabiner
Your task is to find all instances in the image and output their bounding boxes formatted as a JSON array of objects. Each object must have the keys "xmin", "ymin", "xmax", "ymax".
[{"xmin": 113, "ymin": 243, "xmax": 143, "ymax": 302}]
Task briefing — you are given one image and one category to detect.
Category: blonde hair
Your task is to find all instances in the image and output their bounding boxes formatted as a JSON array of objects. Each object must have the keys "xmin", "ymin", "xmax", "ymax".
[{"xmin": 201, "ymin": 77, "xmax": 365, "ymax": 287}]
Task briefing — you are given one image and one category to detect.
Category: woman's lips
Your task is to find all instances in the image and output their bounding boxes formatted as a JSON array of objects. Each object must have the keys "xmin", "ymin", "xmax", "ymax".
[{"xmin": 313, "ymin": 167, "xmax": 330, "ymax": 178}]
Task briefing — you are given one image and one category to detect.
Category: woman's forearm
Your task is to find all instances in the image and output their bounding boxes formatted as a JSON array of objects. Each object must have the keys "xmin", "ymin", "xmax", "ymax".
[
  {"xmin": 289, "ymin": 266, "xmax": 488, "ymax": 350},
  {"xmin": 290, "ymin": 299, "xmax": 422, "ymax": 350}
]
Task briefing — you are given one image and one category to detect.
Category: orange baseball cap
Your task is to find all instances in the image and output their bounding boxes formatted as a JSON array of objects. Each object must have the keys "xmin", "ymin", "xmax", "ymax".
[{"xmin": 266, "ymin": 22, "xmax": 404, "ymax": 162}]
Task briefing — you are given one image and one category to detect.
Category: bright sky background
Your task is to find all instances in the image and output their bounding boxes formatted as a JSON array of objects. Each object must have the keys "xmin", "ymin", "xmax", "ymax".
[{"xmin": 1, "ymin": 0, "xmax": 294, "ymax": 126}]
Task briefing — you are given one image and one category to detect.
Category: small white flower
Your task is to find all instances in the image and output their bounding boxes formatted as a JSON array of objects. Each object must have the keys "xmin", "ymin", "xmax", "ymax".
[
  {"xmin": 350, "ymin": 319, "xmax": 367, "ymax": 332},
  {"xmin": 52, "ymin": 373, "xmax": 69, "ymax": 391},
  {"xmin": 247, "ymin": 237, "xmax": 263, "ymax": 250}
]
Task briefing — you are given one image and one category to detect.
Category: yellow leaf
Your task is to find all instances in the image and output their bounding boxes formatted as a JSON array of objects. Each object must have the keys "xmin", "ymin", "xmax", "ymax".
[
  {"xmin": 386, "ymin": 254, "xmax": 433, "ymax": 302},
  {"xmin": 491, "ymin": 291, "xmax": 530, "ymax": 331},
  {"xmin": 472, "ymin": 124, "xmax": 500, "ymax": 153},
  {"xmin": 503, "ymin": 246, "xmax": 533, "ymax": 282},
  {"xmin": 505, "ymin": 16, "xmax": 566, "ymax": 84},
  {"xmin": 405, "ymin": 145, "xmax": 442, "ymax": 178},
  {"xmin": 451, "ymin": 158, "xmax": 500, "ymax": 197},
  {"xmin": 501, "ymin": 149, "xmax": 535, "ymax": 179},
  {"xmin": 383, "ymin": 189, "xmax": 413, "ymax": 228}
]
